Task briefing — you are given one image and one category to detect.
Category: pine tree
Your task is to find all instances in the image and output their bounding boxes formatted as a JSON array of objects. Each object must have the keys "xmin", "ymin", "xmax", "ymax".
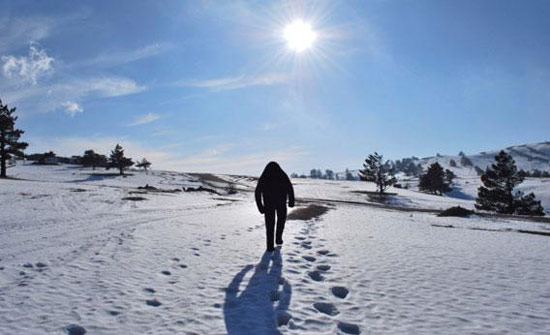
[
  {"xmin": 513, "ymin": 191, "xmax": 545, "ymax": 216},
  {"xmin": 475, "ymin": 151, "xmax": 524, "ymax": 214},
  {"xmin": 82, "ymin": 149, "xmax": 107, "ymax": 170},
  {"xmin": 325, "ymin": 169, "xmax": 334, "ymax": 180},
  {"xmin": 359, "ymin": 152, "xmax": 397, "ymax": 194},
  {"xmin": 0, "ymin": 100, "xmax": 28, "ymax": 178},
  {"xmin": 418, "ymin": 162, "xmax": 452, "ymax": 195},
  {"xmin": 107, "ymin": 144, "xmax": 133, "ymax": 175},
  {"xmin": 135, "ymin": 158, "xmax": 151, "ymax": 173}
]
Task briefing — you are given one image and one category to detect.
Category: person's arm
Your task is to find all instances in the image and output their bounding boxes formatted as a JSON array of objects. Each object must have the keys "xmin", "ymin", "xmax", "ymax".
[
  {"xmin": 286, "ymin": 175, "xmax": 295, "ymax": 208},
  {"xmin": 255, "ymin": 179, "xmax": 265, "ymax": 213}
]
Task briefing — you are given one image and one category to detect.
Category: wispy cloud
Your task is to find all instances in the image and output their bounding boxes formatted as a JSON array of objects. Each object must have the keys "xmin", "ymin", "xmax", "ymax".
[
  {"xmin": 5, "ymin": 76, "xmax": 145, "ymax": 105},
  {"xmin": 0, "ymin": 10, "xmax": 90, "ymax": 52},
  {"xmin": 1, "ymin": 43, "xmax": 54, "ymax": 85},
  {"xmin": 60, "ymin": 101, "xmax": 83, "ymax": 117},
  {"xmin": 2, "ymin": 76, "xmax": 145, "ymax": 118},
  {"xmin": 183, "ymin": 72, "xmax": 292, "ymax": 91},
  {"xmin": 129, "ymin": 113, "xmax": 160, "ymax": 126},
  {"xmin": 75, "ymin": 43, "xmax": 167, "ymax": 68}
]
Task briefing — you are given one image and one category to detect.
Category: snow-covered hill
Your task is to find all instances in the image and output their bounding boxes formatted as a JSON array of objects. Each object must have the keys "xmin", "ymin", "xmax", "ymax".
[
  {"xmin": 333, "ymin": 142, "xmax": 550, "ymax": 213},
  {"xmin": 1, "ymin": 164, "xmax": 550, "ymax": 334},
  {"xmin": 417, "ymin": 141, "xmax": 550, "ymax": 177},
  {"xmin": 340, "ymin": 141, "xmax": 550, "ymax": 180}
]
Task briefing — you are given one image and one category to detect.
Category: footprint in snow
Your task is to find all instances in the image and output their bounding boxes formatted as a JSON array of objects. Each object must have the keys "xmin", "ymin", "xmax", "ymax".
[
  {"xmin": 65, "ymin": 324, "xmax": 86, "ymax": 335},
  {"xmin": 302, "ymin": 256, "xmax": 316, "ymax": 262},
  {"xmin": 144, "ymin": 288, "xmax": 155, "ymax": 293},
  {"xmin": 313, "ymin": 302, "xmax": 339, "ymax": 316},
  {"xmin": 146, "ymin": 299, "xmax": 162, "ymax": 307},
  {"xmin": 307, "ymin": 271, "xmax": 324, "ymax": 282},
  {"xmin": 161, "ymin": 270, "xmax": 171, "ymax": 276},
  {"xmin": 337, "ymin": 321, "xmax": 360, "ymax": 334},
  {"xmin": 331, "ymin": 286, "xmax": 349, "ymax": 299},
  {"xmin": 316, "ymin": 265, "xmax": 331, "ymax": 272}
]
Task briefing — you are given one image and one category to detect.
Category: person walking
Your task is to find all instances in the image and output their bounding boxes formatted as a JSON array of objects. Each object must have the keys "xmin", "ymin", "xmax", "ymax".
[{"xmin": 255, "ymin": 162, "xmax": 295, "ymax": 252}]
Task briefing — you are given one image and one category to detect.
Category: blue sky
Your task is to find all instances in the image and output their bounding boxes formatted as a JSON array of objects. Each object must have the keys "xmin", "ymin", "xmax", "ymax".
[{"xmin": 1, "ymin": 0, "xmax": 549, "ymax": 175}]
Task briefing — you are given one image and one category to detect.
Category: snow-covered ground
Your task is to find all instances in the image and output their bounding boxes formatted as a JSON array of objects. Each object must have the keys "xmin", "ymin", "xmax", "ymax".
[{"xmin": 1, "ymin": 164, "xmax": 550, "ymax": 334}]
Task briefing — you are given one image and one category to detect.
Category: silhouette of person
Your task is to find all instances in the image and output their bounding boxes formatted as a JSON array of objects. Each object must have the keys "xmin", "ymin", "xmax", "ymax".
[{"xmin": 255, "ymin": 162, "xmax": 295, "ymax": 252}]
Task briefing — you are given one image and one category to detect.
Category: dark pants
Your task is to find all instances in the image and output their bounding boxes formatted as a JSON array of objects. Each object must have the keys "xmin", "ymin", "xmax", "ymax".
[{"xmin": 264, "ymin": 206, "xmax": 287, "ymax": 250}]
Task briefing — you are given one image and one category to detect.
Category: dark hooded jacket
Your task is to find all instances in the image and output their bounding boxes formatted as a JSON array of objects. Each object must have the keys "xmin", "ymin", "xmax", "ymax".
[{"xmin": 255, "ymin": 162, "xmax": 295, "ymax": 212}]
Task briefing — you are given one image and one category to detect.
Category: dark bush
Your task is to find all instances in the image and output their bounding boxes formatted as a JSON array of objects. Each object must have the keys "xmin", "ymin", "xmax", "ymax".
[{"xmin": 438, "ymin": 206, "xmax": 474, "ymax": 217}]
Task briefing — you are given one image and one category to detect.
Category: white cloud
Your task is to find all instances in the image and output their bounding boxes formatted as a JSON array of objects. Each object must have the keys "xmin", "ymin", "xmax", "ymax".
[
  {"xmin": 3, "ymin": 76, "xmax": 145, "ymax": 108},
  {"xmin": 2, "ymin": 43, "xmax": 54, "ymax": 84},
  {"xmin": 184, "ymin": 72, "xmax": 292, "ymax": 91},
  {"xmin": 60, "ymin": 101, "xmax": 83, "ymax": 117},
  {"xmin": 75, "ymin": 43, "xmax": 166, "ymax": 68},
  {"xmin": 83, "ymin": 77, "xmax": 145, "ymax": 97},
  {"xmin": 129, "ymin": 113, "xmax": 160, "ymax": 126}
]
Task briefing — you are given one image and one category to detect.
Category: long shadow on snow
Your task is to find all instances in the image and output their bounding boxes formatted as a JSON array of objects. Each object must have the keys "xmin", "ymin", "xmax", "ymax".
[{"xmin": 224, "ymin": 249, "xmax": 291, "ymax": 335}]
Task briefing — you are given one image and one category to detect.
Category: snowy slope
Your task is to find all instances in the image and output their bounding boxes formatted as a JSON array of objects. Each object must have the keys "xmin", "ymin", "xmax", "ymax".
[
  {"xmin": 331, "ymin": 142, "xmax": 550, "ymax": 214},
  {"xmin": 416, "ymin": 141, "xmax": 550, "ymax": 179},
  {"xmin": 1, "ymin": 164, "xmax": 550, "ymax": 334}
]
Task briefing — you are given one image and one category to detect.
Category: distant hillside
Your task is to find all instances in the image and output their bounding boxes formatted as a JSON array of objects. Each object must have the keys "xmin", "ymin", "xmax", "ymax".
[
  {"xmin": 339, "ymin": 141, "xmax": 550, "ymax": 179},
  {"xmin": 416, "ymin": 141, "xmax": 550, "ymax": 178}
]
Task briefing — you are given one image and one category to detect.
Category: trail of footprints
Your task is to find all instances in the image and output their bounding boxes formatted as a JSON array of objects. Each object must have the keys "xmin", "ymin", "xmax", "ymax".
[
  {"xmin": 144, "ymin": 236, "xmax": 214, "ymax": 308},
  {"xmin": 287, "ymin": 222, "xmax": 359, "ymax": 335},
  {"xmin": 143, "ymin": 220, "xmax": 359, "ymax": 333},
  {"xmin": 240, "ymin": 218, "xmax": 359, "ymax": 333}
]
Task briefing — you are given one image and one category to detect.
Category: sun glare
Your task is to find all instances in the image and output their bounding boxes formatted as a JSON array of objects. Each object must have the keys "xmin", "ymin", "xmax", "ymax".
[{"xmin": 283, "ymin": 20, "xmax": 317, "ymax": 53}]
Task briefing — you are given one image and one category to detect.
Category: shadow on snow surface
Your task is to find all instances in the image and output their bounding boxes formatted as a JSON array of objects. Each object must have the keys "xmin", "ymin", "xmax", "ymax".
[{"xmin": 224, "ymin": 249, "xmax": 292, "ymax": 335}]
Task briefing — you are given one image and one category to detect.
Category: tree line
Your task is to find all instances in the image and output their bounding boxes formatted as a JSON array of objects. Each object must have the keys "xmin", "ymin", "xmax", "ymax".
[
  {"xmin": 0, "ymin": 100, "xmax": 151, "ymax": 177},
  {"xmin": 291, "ymin": 168, "xmax": 357, "ymax": 181},
  {"xmin": 358, "ymin": 151, "xmax": 545, "ymax": 216}
]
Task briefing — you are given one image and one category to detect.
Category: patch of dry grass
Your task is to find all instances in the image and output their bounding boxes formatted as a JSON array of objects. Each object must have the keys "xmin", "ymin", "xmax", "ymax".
[{"xmin": 288, "ymin": 205, "xmax": 330, "ymax": 221}]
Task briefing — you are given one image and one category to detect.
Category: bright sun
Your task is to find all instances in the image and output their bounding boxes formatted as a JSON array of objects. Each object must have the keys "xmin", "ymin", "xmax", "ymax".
[{"xmin": 283, "ymin": 20, "xmax": 317, "ymax": 53}]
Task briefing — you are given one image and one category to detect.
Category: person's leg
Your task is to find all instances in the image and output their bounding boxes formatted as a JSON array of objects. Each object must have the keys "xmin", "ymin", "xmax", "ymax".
[
  {"xmin": 275, "ymin": 206, "xmax": 287, "ymax": 245},
  {"xmin": 264, "ymin": 208, "xmax": 276, "ymax": 251}
]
